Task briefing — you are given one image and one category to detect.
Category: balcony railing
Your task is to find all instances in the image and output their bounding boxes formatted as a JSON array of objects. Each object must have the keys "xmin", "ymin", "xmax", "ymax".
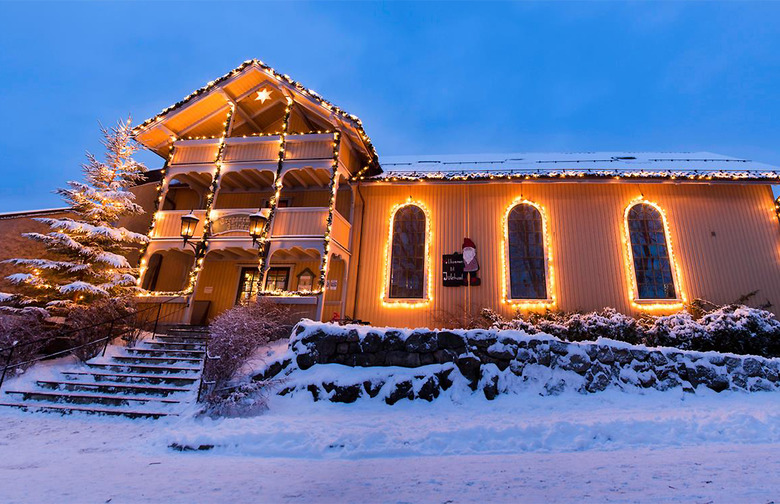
[
  {"xmin": 223, "ymin": 137, "xmax": 279, "ymax": 163},
  {"xmin": 171, "ymin": 140, "xmax": 219, "ymax": 165},
  {"xmin": 152, "ymin": 210, "xmax": 207, "ymax": 239},
  {"xmin": 271, "ymin": 208, "xmax": 328, "ymax": 237}
]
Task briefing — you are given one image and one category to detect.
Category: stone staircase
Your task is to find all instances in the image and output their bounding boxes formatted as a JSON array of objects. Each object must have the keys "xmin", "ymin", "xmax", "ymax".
[{"xmin": 0, "ymin": 326, "xmax": 210, "ymax": 419}]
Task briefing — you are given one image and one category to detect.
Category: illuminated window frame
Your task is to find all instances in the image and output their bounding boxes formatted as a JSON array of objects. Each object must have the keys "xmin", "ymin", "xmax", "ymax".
[
  {"xmin": 501, "ymin": 197, "xmax": 556, "ymax": 308},
  {"xmin": 622, "ymin": 198, "xmax": 686, "ymax": 311},
  {"xmin": 381, "ymin": 198, "xmax": 432, "ymax": 308}
]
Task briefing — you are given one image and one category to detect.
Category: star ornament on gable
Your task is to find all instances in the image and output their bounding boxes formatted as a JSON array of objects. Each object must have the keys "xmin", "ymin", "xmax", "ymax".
[{"xmin": 255, "ymin": 88, "xmax": 273, "ymax": 104}]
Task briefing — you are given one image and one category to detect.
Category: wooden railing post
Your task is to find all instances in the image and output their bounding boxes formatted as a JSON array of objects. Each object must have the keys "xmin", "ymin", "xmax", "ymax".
[
  {"xmin": 102, "ymin": 320, "xmax": 114, "ymax": 357},
  {"xmin": 0, "ymin": 341, "xmax": 17, "ymax": 392},
  {"xmin": 152, "ymin": 302, "xmax": 163, "ymax": 338}
]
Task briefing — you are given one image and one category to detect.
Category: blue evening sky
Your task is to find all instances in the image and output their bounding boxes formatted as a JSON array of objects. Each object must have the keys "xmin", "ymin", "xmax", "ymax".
[{"xmin": 1, "ymin": 1, "xmax": 779, "ymax": 212}]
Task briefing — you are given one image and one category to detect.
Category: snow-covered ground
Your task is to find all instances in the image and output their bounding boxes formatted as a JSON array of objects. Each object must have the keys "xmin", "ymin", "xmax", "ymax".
[{"xmin": 1, "ymin": 375, "xmax": 779, "ymax": 503}]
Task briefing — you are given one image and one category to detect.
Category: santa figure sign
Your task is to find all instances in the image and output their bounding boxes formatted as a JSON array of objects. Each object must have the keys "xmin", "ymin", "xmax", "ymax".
[{"xmin": 462, "ymin": 238, "xmax": 481, "ymax": 286}]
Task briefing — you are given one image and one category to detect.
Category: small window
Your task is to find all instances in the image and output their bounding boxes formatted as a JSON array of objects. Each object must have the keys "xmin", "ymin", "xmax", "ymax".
[
  {"xmin": 296, "ymin": 268, "xmax": 315, "ymax": 292},
  {"xmin": 627, "ymin": 203, "xmax": 677, "ymax": 299},
  {"xmin": 388, "ymin": 205, "xmax": 426, "ymax": 299},
  {"xmin": 264, "ymin": 267, "xmax": 290, "ymax": 292},
  {"xmin": 506, "ymin": 203, "xmax": 548, "ymax": 299},
  {"xmin": 236, "ymin": 267, "xmax": 262, "ymax": 304}
]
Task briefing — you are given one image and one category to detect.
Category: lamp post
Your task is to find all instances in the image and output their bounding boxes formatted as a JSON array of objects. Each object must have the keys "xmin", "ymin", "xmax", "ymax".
[
  {"xmin": 248, "ymin": 211, "xmax": 268, "ymax": 247},
  {"xmin": 179, "ymin": 212, "xmax": 207, "ymax": 255}
]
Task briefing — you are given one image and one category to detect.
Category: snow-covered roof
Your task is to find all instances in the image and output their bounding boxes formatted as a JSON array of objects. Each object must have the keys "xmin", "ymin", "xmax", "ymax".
[
  {"xmin": 0, "ymin": 208, "xmax": 70, "ymax": 220},
  {"xmin": 371, "ymin": 152, "xmax": 780, "ymax": 182}
]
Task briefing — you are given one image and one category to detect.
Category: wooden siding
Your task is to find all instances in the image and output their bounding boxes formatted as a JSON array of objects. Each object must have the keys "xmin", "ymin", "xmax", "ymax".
[
  {"xmin": 171, "ymin": 142, "xmax": 219, "ymax": 165},
  {"xmin": 136, "ymin": 301, "xmax": 189, "ymax": 326},
  {"xmin": 332, "ymin": 211, "xmax": 351, "ymax": 248},
  {"xmin": 153, "ymin": 210, "xmax": 206, "ymax": 238},
  {"xmin": 194, "ymin": 260, "xmax": 243, "ymax": 320},
  {"xmin": 271, "ymin": 208, "xmax": 327, "ymax": 237},
  {"xmin": 215, "ymin": 191, "xmax": 272, "ymax": 209},
  {"xmin": 350, "ymin": 181, "xmax": 780, "ymax": 329},
  {"xmin": 223, "ymin": 138, "xmax": 278, "ymax": 162},
  {"xmin": 285, "ymin": 137, "xmax": 332, "ymax": 160}
]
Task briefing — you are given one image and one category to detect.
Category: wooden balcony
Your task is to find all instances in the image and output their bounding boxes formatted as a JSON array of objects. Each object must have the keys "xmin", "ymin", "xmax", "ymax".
[
  {"xmin": 268, "ymin": 207, "xmax": 351, "ymax": 251},
  {"xmin": 171, "ymin": 139, "xmax": 219, "ymax": 166},
  {"xmin": 271, "ymin": 208, "xmax": 328, "ymax": 237},
  {"xmin": 168, "ymin": 133, "xmax": 359, "ymax": 176}
]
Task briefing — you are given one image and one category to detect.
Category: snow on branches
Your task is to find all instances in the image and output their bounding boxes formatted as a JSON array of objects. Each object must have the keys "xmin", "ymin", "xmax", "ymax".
[{"xmin": 0, "ymin": 117, "xmax": 149, "ymax": 313}]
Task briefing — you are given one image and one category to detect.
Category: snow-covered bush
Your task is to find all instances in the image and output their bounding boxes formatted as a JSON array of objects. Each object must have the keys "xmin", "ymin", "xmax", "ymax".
[
  {"xmin": 487, "ymin": 303, "xmax": 780, "ymax": 357},
  {"xmin": 0, "ymin": 311, "xmax": 51, "ymax": 375},
  {"xmin": 645, "ymin": 312, "xmax": 708, "ymax": 350},
  {"xmin": 699, "ymin": 305, "xmax": 780, "ymax": 357},
  {"xmin": 204, "ymin": 299, "xmax": 293, "ymax": 389},
  {"xmin": 434, "ymin": 306, "xmax": 492, "ymax": 330},
  {"xmin": 200, "ymin": 381, "xmax": 275, "ymax": 418},
  {"xmin": 490, "ymin": 308, "xmax": 642, "ymax": 344},
  {"xmin": 64, "ymin": 297, "xmax": 138, "ymax": 361},
  {"xmin": 563, "ymin": 308, "xmax": 643, "ymax": 344}
]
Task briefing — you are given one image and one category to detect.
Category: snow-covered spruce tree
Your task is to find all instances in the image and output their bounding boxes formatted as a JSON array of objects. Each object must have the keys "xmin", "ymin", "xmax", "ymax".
[{"xmin": 0, "ymin": 118, "xmax": 149, "ymax": 314}]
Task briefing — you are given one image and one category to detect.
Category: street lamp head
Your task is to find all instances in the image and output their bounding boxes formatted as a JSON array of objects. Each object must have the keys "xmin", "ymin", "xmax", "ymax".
[
  {"xmin": 249, "ymin": 211, "xmax": 268, "ymax": 246},
  {"xmin": 180, "ymin": 212, "xmax": 199, "ymax": 245}
]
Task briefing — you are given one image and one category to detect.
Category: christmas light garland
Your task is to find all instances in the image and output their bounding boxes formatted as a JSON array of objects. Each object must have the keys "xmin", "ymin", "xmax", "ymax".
[
  {"xmin": 255, "ymin": 97, "xmax": 293, "ymax": 287},
  {"xmin": 775, "ymin": 196, "xmax": 780, "ymax": 225},
  {"xmin": 136, "ymin": 142, "xmax": 176, "ymax": 293},
  {"xmin": 317, "ymin": 132, "xmax": 342, "ymax": 291},
  {"xmin": 621, "ymin": 197, "xmax": 686, "ymax": 312},
  {"xmin": 500, "ymin": 197, "xmax": 556, "ymax": 309},
  {"xmin": 364, "ymin": 169, "xmax": 780, "ymax": 183},
  {"xmin": 137, "ymin": 105, "xmax": 235, "ymax": 297},
  {"xmin": 380, "ymin": 198, "xmax": 433, "ymax": 308},
  {"xmin": 133, "ymin": 59, "xmax": 379, "ymax": 172}
]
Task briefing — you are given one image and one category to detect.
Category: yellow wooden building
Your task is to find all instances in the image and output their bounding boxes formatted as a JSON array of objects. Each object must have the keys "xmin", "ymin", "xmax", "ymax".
[{"xmin": 130, "ymin": 59, "xmax": 780, "ymax": 328}]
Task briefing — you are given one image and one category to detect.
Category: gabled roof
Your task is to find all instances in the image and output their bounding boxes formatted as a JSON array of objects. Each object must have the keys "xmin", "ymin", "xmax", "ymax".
[
  {"xmin": 132, "ymin": 59, "xmax": 379, "ymax": 171},
  {"xmin": 371, "ymin": 151, "xmax": 780, "ymax": 182}
]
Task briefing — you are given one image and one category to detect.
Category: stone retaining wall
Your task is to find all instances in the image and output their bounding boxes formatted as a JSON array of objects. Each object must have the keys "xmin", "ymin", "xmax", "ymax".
[{"xmin": 260, "ymin": 321, "xmax": 780, "ymax": 403}]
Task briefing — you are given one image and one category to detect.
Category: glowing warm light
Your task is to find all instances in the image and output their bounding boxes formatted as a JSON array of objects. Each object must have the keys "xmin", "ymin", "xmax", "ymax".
[
  {"xmin": 255, "ymin": 88, "xmax": 273, "ymax": 104},
  {"xmin": 621, "ymin": 197, "xmax": 686, "ymax": 312},
  {"xmin": 500, "ymin": 197, "xmax": 556, "ymax": 309},
  {"xmin": 380, "ymin": 197, "xmax": 433, "ymax": 308}
]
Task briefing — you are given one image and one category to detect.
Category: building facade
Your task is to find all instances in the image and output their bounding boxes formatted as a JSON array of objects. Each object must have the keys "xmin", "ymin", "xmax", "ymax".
[{"xmin": 127, "ymin": 60, "xmax": 780, "ymax": 328}]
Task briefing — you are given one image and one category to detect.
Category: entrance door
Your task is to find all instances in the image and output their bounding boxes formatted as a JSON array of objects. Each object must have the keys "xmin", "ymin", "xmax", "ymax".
[{"xmin": 236, "ymin": 267, "xmax": 262, "ymax": 304}]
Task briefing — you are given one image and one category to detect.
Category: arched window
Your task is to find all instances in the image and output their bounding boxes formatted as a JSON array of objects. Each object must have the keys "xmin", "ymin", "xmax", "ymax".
[
  {"xmin": 507, "ymin": 203, "xmax": 548, "ymax": 299},
  {"xmin": 626, "ymin": 203, "xmax": 677, "ymax": 300},
  {"xmin": 388, "ymin": 205, "xmax": 426, "ymax": 299}
]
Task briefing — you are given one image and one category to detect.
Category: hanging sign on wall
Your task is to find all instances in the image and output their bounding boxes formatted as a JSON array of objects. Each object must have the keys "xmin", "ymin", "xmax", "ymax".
[{"xmin": 442, "ymin": 252, "xmax": 465, "ymax": 286}]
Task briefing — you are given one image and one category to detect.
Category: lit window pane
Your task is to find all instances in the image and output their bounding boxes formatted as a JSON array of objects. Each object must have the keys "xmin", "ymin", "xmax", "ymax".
[
  {"xmin": 389, "ymin": 205, "xmax": 426, "ymax": 299},
  {"xmin": 507, "ymin": 204, "xmax": 548, "ymax": 299},
  {"xmin": 628, "ymin": 204, "xmax": 676, "ymax": 300}
]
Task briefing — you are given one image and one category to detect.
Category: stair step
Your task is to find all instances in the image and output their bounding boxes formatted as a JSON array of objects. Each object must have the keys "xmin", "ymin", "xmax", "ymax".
[
  {"xmin": 126, "ymin": 348, "xmax": 205, "ymax": 357},
  {"xmin": 146, "ymin": 342, "xmax": 206, "ymax": 351},
  {"xmin": 0, "ymin": 401, "xmax": 173, "ymax": 418},
  {"xmin": 88, "ymin": 362, "xmax": 201, "ymax": 374},
  {"xmin": 62, "ymin": 370, "xmax": 199, "ymax": 386},
  {"xmin": 113, "ymin": 355, "xmax": 203, "ymax": 364},
  {"xmin": 155, "ymin": 337, "xmax": 210, "ymax": 344},
  {"xmin": 36, "ymin": 380, "xmax": 192, "ymax": 396},
  {"xmin": 5, "ymin": 389, "xmax": 181, "ymax": 406}
]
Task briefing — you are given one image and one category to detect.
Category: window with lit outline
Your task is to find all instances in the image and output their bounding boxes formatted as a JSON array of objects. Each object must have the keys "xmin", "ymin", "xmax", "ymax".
[
  {"xmin": 382, "ymin": 199, "xmax": 432, "ymax": 308},
  {"xmin": 622, "ymin": 198, "xmax": 686, "ymax": 311},
  {"xmin": 501, "ymin": 198, "xmax": 556, "ymax": 308}
]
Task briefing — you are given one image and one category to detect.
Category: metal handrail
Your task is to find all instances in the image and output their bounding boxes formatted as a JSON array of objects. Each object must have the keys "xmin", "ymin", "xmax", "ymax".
[
  {"xmin": 196, "ymin": 338, "xmax": 220, "ymax": 402},
  {"xmin": 0, "ymin": 296, "xmax": 189, "ymax": 391}
]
